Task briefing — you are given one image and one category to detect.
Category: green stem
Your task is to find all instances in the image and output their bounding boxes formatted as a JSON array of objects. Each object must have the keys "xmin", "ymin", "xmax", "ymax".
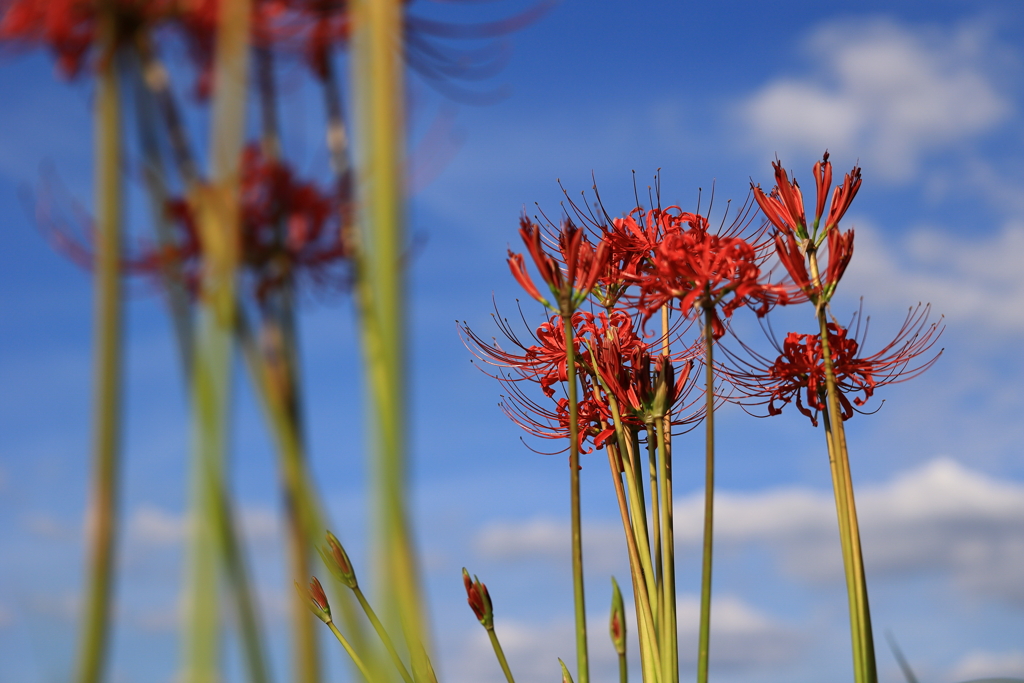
[
  {"xmin": 808, "ymin": 251, "xmax": 876, "ymax": 683},
  {"xmin": 562, "ymin": 314, "xmax": 590, "ymax": 683},
  {"xmin": 487, "ymin": 627, "xmax": 517, "ymax": 683},
  {"xmin": 599, "ymin": 398, "xmax": 660, "ymax": 683},
  {"xmin": 604, "ymin": 442, "xmax": 659, "ymax": 683},
  {"xmin": 213, "ymin": 476, "xmax": 272, "ymax": 683},
  {"xmin": 235, "ymin": 313, "xmax": 369, "ymax": 656},
  {"xmin": 647, "ymin": 422, "xmax": 662, "ymax": 621},
  {"xmin": 353, "ymin": 586, "xmax": 414, "ymax": 683},
  {"xmin": 74, "ymin": 16, "xmax": 123, "ymax": 683},
  {"xmin": 696, "ymin": 305, "xmax": 715, "ymax": 683},
  {"xmin": 655, "ymin": 417, "xmax": 676, "ymax": 683},
  {"xmin": 183, "ymin": 2, "xmax": 250, "ymax": 680},
  {"xmin": 353, "ymin": 3, "xmax": 436, "ymax": 680},
  {"xmin": 327, "ymin": 622, "xmax": 373, "ymax": 683},
  {"xmin": 817, "ymin": 311, "xmax": 876, "ymax": 683},
  {"xmin": 619, "ymin": 652, "xmax": 628, "ymax": 683}
]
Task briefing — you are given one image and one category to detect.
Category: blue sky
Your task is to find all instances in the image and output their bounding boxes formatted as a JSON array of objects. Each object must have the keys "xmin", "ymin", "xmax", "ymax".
[{"xmin": 2, "ymin": 1, "xmax": 1024, "ymax": 683}]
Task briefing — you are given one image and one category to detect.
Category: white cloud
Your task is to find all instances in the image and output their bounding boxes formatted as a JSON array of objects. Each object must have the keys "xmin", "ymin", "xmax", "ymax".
[
  {"xmin": 738, "ymin": 19, "xmax": 1010, "ymax": 181},
  {"xmin": 125, "ymin": 504, "xmax": 281, "ymax": 548},
  {"xmin": 447, "ymin": 594, "xmax": 799, "ymax": 683},
  {"xmin": 950, "ymin": 650, "xmax": 1024, "ymax": 681},
  {"xmin": 477, "ymin": 459, "xmax": 1024, "ymax": 604},
  {"xmin": 840, "ymin": 220, "xmax": 1024, "ymax": 334},
  {"xmin": 127, "ymin": 505, "xmax": 187, "ymax": 546}
]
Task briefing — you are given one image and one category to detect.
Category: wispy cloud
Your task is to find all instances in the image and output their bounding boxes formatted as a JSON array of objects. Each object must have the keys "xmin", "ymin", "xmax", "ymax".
[
  {"xmin": 949, "ymin": 649, "xmax": 1024, "ymax": 681},
  {"xmin": 840, "ymin": 219, "xmax": 1024, "ymax": 334},
  {"xmin": 476, "ymin": 459, "xmax": 1024, "ymax": 604},
  {"xmin": 736, "ymin": 18, "xmax": 1011, "ymax": 181}
]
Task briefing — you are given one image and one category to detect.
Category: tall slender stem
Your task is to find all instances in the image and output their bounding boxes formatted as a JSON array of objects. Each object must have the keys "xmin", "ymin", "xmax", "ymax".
[
  {"xmin": 656, "ymin": 417, "xmax": 676, "ymax": 683},
  {"xmin": 353, "ymin": 586, "xmax": 415, "ymax": 683},
  {"xmin": 647, "ymin": 423, "xmax": 662, "ymax": 616},
  {"xmin": 327, "ymin": 622, "xmax": 373, "ymax": 683},
  {"xmin": 74, "ymin": 14, "xmax": 122, "ymax": 683},
  {"xmin": 696, "ymin": 304, "xmax": 716, "ymax": 683},
  {"xmin": 487, "ymin": 627, "xmax": 517, "ymax": 683},
  {"xmin": 182, "ymin": 2, "xmax": 250, "ymax": 681},
  {"xmin": 808, "ymin": 251, "xmax": 877, "ymax": 683},
  {"xmin": 352, "ymin": 3, "xmax": 436, "ymax": 680},
  {"xmin": 254, "ymin": 41, "xmax": 321, "ymax": 683},
  {"xmin": 563, "ymin": 314, "xmax": 590, "ymax": 683}
]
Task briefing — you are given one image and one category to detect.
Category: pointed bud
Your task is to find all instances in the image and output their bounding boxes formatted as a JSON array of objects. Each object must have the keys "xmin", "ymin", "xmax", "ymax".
[
  {"xmin": 558, "ymin": 658, "xmax": 575, "ymax": 683},
  {"xmin": 296, "ymin": 576, "xmax": 332, "ymax": 623},
  {"xmin": 462, "ymin": 567, "xmax": 494, "ymax": 629},
  {"xmin": 319, "ymin": 530, "xmax": 358, "ymax": 589},
  {"xmin": 651, "ymin": 356, "xmax": 674, "ymax": 419},
  {"xmin": 609, "ymin": 576, "xmax": 626, "ymax": 655}
]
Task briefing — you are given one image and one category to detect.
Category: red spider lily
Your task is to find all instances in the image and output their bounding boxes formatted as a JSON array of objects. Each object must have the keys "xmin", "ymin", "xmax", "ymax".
[
  {"xmin": 752, "ymin": 152, "xmax": 862, "ymax": 242},
  {"xmin": 637, "ymin": 227, "xmax": 783, "ymax": 337},
  {"xmin": 752, "ymin": 153, "xmax": 862, "ymax": 305},
  {"xmin": 0, "ymin": 0, "xmax": 177, "ymax": 76},
  {"xmin": 602, "ymin": 206, "xmax": 693, "ymax": 278},
  {"xmin": 44, "ymin": 144, "xmax": 348, "ymax": 303},
  {"xmin": 508, "ymin": 217, "xmax": 609, "ymax": 314},
  {"xmin": 460, "ymin": 311, "xmax": 593, "ymax": 398},
  {"xmin": 591, "ymin": 334, "xmax": 701, "ymax": 425},
  {"xmin": 162, "ymin": 144, "xmax": 348, "ymax": 301},
  {"xmin": 724, "ymin": 305, "xmax": 943, "ymax": 426},
  {"xmin": 773, "ymin": 225, "xmax": 855, "ymax": 305},
  {"xmin": 499, "ymin": 379, "xmax": 613, "ymax": 455}
]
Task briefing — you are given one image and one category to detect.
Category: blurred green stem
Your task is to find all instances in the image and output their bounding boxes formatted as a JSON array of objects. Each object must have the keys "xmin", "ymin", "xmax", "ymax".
[
  {"xmin": 74, "ymin": 12, "xmax": 123, "ymax": 683},
  {"xmin": 353, "ymin": 1, "xmax": 436, "ymax": 680},
  {"xmin": 183, "ymin": 1, "xmax": 250, "ymax": 680}
]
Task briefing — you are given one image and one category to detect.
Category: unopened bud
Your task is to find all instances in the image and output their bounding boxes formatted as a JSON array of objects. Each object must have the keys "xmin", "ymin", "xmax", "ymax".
[
  {"xmin": 558, "ymin": 658, "xmax": 575, "ymax": 683},
  {"xmin": 319, "ymin": 530, "xmax": 358, "ymax": 589},
  {"xmin": 462, "ymin": 567, "xmax": 493, "ymax": 629},
  {"xmin": 651, "ymin": 356, "xmax": 674, "ymax": 418},
  {"xmin": 609, "ymin": 576, "xmax": 626, "ymax": 655},
  {"xmin": 296, "ymin": 576, "xmax": 332, "ymax": 624}
]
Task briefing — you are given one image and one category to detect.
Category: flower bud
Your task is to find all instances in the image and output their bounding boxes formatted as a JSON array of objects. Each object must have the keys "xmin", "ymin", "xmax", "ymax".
[
  {"xmin": 609, "ymin": 576, "xmax": 626, "ymax": 656},
  {"xmin": 296, "ymin": 576, "xmax": 332, "ymax": 624},
  {"xmin": 462, "ymin": 567, "xmax": 493, "ymax": 629},
  {"xmin": 320, "ymin": 530, "xmax": 358, "ymax": 589},
  {"xmin": 558, "ymin": 658, "xmax": 575, "ymax": 683}
]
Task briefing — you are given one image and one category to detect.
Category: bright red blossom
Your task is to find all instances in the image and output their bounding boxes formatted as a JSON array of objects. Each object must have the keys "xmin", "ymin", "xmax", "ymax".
[
  {"xmin": 725, "ymin": 306, "xmax": 943, "ymax": 426},
  {"xmin": 508, "ymin": 218, "xmax": 609, "ymax": 314},
  {"xmin": 638, "ymin": 227, "xmax": 782, "ymax": 337}
]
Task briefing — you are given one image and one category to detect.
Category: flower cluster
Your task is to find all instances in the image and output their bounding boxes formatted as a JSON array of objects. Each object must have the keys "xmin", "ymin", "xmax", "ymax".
[
  {"xmin": 466, "ymin": 155, "xmax": 944, "ymax": 450},
  {"xmin": 461, "ymin": 190, "xmax": 767, "ymax": 454},
  {"xmin": 156, "ymin": 144, "xmax": 350, "ymax": 303}
]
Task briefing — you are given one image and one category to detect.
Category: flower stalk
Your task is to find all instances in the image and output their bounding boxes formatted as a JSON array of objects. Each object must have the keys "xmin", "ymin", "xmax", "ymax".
[
  {"xmin": 74, "ymin": 10, "xmax": 123, "ymax": 683},
  {"xmin": 696, "ymin": 303, "xmax": 715, "ymax": 683}
]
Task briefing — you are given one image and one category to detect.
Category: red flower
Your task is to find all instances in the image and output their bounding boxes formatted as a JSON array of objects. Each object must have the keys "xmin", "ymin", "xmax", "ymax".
[
  {"xmin": 724, "ymin": 305, "xmax": 943, "ymax": 426},
  {"xmin": 508, "ymin": 217, "xmax": 609, "ymax": 314},
  {"xmin": 637, "ymin": 226, "xmax": 782, "ymax": 336},
  {"xmin": 42, "ymin": 144, "xmax": 348, "ymax": 303},
  {"xmin": 0, "ymin": 0, "xmax": 176, "ymax": 76},
  {"xmin": 752, "ymin": 153, "xmax": 861, "ymax": 305}
]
